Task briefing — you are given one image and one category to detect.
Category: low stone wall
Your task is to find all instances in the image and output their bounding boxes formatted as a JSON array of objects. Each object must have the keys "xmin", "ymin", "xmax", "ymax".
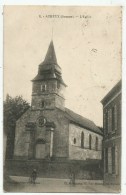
[{"xmin": 5, "ymin": 159, "xmax": 103, "ymax": 180}]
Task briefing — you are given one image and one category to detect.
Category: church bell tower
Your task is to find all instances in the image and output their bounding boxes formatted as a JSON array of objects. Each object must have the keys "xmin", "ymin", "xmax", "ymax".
[{"xmin": 31, "ymin": 41, "xmax": 66, "ymax": 110}]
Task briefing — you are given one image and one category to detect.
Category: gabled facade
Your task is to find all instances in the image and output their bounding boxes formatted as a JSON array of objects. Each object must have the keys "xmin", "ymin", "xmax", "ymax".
[
  {"xmin": 12, "ymin": 41, "xmax": 103, "ymax": 179},
  {"xmin": 101, "ymin": 80, "xmax": 121, "ymax": 185}
]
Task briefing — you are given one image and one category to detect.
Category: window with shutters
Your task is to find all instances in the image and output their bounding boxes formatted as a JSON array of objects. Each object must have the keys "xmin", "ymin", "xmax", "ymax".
[
  {"xmin": 108, "ymin": 147, "xmax": 112, "ymax": 174},
  {"xmin": 107, "ymin": 110, "xmax": 110, "ymax": 133},
  {"xmin": 115, "ymin": 145, "xmax": 118, "ymax": 175},
  {"xmin": 105, "ymin": 148, "xmax": 108, "ymax": 173},
  {"xmin": 110, "ymin": 109, "xmax": 112, "ymax": 132},
  {"xmin": 114, "ymin": 105, "xmax": 117, "ymax": 131},
  {"xmin": 112, "ymin": 147, "xmax": 115, "ymax": 174},
  {"xmin": 108, "ymin": 109, "xmax": 112, "ymax": 133},
  {"xmin": 104, "ymin": 113, "xmax": 107, "ymax": 135},
  {"xmin": 118, "ymin": 102, "xmax": 121, "ymax": 133},
  {"xmin": 112, "ymin": 106, "xmax": 115, "ymax": 131},
  {"xmin": 112, "ymin": 105, "xmax": 117, "ymax": 132},
  {"xmin": 106, "ymin": 110, "xmax": 108, "ymax": 135}
]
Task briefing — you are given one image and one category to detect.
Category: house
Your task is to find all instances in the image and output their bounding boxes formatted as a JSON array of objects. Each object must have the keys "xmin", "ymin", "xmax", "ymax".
[{"xmin": 101, "ymin": 80, "xmax": 121, "ymax": 185}]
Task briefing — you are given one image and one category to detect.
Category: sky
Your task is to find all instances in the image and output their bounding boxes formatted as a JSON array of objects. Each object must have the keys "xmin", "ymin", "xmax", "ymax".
[{"xmin": 4, "ymin": 6, "xmax": 122, "ymax": 126}]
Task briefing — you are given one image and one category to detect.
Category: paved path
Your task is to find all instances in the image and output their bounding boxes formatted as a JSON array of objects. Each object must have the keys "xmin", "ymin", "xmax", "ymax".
[{"xmin": 5, "ymin": 176, "xmax": 120, "ymax": 193}]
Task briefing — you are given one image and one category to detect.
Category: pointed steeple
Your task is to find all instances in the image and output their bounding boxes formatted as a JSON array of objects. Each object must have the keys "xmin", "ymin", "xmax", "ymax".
[
  {"xmin": 43, "ymin": 40, "xmax": 57, "ymax": 65},
  {"xmin": 32, "ymin": 40, "xmax": 66, "ymax": 86}
]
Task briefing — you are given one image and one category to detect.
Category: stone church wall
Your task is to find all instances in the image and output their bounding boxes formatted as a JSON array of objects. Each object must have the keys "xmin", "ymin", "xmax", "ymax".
[
  {"xmin": 43, "ymin": 109, "xmax": 69, "ymax": 158},
  {"xmin": 14, "ymin": 108, "xmax": 69, "ymax": 159},
  {"xmin": 6, "ymin": 159, "xmax": 103, "ymax": 180},
  {"xmin": 14, "ymin": 109, "xmax": 31, "ymax": 158},
  {"xmin": 69, "ymin": 123, "xmax": 103, "ymax": 160}
]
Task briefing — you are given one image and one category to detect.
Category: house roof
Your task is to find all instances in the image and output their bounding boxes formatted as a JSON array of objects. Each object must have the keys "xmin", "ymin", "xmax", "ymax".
[
  {"xmin": 101, "ymin": 80, "xmax": 121, "ymax": 105},
  {"xmin": 63, "ymin": 108, "xmax": 102, "ymax": 135}
]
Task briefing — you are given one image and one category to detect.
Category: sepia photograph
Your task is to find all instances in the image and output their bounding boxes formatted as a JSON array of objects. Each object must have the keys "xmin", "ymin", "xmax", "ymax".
[{"xmin": 3, "ymin": 5, "xmax": 122, "ymax": 193}]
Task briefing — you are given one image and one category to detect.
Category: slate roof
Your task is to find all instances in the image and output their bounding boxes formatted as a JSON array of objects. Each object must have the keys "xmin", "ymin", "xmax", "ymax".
[
  {"xmin": 64, "ymin": 108, "xmax": 102, "ymax": 135},
  {"xmin": 42, "ymin": 40, "xmax": 57, "ymax": 65},
  {"xmin": 19, "ymin": 107, "xmax": 102, "ymax": 135},
  {"xmin": 101, "ymin": 80, "xmax": 121, "ymax": 105},
  {"xmin": 32, "ymin": 40, "xmax": 66, "ymax": 86}
]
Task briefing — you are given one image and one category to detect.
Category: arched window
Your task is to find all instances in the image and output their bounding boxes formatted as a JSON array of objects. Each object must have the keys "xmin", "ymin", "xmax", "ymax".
[
  {"xmin": 40, "ymin": 100, "xmax": 46, "ymax": 108},
  {"xmin": 73, "ymin": 138, "xmax": 76, "ymax": 144},
  {"xmin": 41, "ymin": 84, "xmax": 46, "ymax": 92},
  {"xmin": 81, "ymin": 132, "xmax": 84, "ymax": 148},
  {"xmin": 89, "ymin": 134, "xmax": 92, "ymax": 150},
  {"xmin": 95, "ymin": 137, "xmax": 98, "ymax": 151}
]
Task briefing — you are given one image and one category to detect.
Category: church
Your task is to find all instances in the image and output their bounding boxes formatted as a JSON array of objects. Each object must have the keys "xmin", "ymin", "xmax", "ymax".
[{"xmin": 12, "ymin": 41, "xmax": 103, "ymax": 179}]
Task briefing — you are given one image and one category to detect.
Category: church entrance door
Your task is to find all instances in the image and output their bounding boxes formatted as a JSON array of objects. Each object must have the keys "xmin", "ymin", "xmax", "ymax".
[{"xmin": 35, "ymin": 143, "xmax": 45, "ymax": 159}]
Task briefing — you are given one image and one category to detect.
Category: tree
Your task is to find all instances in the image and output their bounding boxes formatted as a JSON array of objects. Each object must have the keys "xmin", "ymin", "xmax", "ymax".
[{"xmin": 4, "ymin": 94, "xmax": 30, "ymax": 159}]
